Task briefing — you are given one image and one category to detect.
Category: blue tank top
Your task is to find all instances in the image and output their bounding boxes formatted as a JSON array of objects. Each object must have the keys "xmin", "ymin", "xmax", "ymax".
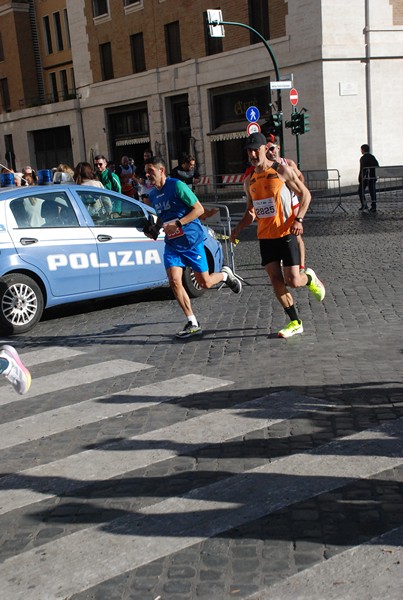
[{"xmin": 148, "ymin": 178, "xmax": 204, "ymax": 251}]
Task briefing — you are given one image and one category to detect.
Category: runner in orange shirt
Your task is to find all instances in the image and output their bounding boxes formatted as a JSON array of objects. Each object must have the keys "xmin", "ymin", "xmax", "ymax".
[{"xmin": 231, "ymin": 132, "xmax": 325, "ymax": 339}]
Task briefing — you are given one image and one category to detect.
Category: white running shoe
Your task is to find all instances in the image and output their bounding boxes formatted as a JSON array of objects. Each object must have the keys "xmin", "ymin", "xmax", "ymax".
[
  {"xmin": 0, "ymin": 345, "xmax": 32, "ymax": 395},
  {"xmin": 221, "ymin": 266, "xmax": 242, "ymax": 294}
]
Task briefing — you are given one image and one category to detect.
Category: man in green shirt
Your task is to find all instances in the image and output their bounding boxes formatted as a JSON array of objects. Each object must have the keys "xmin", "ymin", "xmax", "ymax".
[{"xmin": 93, "ymin": 155, "xmax": 121, "ymax": 193}]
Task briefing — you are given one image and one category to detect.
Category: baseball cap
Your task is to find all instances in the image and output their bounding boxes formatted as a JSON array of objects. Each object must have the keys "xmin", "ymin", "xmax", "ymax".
[{"xmin": 244, "ymin": 132, "xmax": 267, "ymax": 150}]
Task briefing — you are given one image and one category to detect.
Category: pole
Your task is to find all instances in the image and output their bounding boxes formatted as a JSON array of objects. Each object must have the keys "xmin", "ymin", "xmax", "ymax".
[
  {"xmin": 292, "ymin": 108, "xmax": 301, "ymax": 169},
  {"xmin": 211, "ymin": 20, "xmax": 284, "ymax": 156}
]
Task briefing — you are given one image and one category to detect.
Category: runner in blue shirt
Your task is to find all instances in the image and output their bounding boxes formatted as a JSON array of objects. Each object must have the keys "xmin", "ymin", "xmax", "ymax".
[{"xmin": 144, "ymin": 156, "xmax": 241, "ymax": 338}]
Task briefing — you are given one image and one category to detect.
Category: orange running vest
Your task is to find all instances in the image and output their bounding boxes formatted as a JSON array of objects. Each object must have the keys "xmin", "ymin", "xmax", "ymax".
[{"xmin": 249, "ymin": 167, "xmax": 294, "ymax": 239}]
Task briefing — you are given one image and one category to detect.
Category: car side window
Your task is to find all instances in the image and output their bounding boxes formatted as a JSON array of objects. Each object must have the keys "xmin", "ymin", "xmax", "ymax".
[
  {"xmin": 77, "ymin": 191, "xmax": 148, "ymax": 228},
  {"xmin": 10, "ymin": 193, "xmax": 78, "ymax": 228}
]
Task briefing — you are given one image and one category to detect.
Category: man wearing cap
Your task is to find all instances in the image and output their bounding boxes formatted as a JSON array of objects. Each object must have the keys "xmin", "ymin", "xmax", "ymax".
[{"xmin": 230, "ymin": 132, "xmax": 325, "ymax": 338}]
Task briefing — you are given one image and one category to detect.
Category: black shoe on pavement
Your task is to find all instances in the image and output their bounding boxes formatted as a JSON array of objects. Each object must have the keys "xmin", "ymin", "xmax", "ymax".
[{"xmin": 221, "ymin": 266, "xmax": 242, "ymax": 294}]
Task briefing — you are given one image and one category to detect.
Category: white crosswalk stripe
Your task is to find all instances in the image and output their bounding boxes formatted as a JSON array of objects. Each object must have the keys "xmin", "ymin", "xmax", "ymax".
[
  {"xmin": 1, "ymin": 419, "xmax": 403, "ymax": 599},
  {"xmin": 0, "ymin": 359, "xmax": 150, "ymax": 405},
  {"xmin": 0, "ymin": 346, "xmax": 401, "ymax": 599}
]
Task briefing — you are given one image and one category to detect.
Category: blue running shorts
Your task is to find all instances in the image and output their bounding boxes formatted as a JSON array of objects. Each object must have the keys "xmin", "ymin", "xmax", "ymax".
[{"xmin": 164, "ymin": 241, "xmax": 208, "ymax": 273}]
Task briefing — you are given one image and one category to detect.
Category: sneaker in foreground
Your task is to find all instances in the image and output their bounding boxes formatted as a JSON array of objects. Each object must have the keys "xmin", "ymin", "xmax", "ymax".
[
  {"xmin": 175, "ymin": 321, "xmax": 203, "ymax": 339},
  {"xmin": 221, "ymin": 266, "xmax": 242, "ymax": 294},
  {"xmin": 278, "ymin": 320, "xmax": 304, "ymax": 339},
  {"xmin": 0, "ymin": 345, "xmax": 32, "ymax": 395},
  {"xmin": 305, "ymin": 267, "xmax": 326, "ymax": 302}
]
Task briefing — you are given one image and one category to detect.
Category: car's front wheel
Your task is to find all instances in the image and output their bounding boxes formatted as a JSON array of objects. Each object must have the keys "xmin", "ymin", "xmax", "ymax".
[{"xmin": 0, "ymin": 274, "xmax": 44, "ymax": 334}]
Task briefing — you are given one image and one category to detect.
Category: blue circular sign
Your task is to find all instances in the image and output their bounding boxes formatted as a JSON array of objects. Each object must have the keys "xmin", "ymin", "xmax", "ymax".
[{"xmin": 246, "ymin": 106, "xmax": 260, "ymax": 122}]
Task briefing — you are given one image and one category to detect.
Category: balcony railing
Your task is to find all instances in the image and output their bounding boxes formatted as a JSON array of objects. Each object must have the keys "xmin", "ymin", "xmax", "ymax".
[{"xmin": 18, "ymin": 90, "xmax": 77, "ymax": 110}]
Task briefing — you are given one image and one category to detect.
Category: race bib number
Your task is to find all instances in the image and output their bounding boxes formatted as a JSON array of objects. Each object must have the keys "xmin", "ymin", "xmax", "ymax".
[
  {"xmin": 253, "ymin": 197, "xmax": 277, "ymax": 218},
  {"xmin": 166, "ymin": 225, "xmax": 185, "ymax": 239}
]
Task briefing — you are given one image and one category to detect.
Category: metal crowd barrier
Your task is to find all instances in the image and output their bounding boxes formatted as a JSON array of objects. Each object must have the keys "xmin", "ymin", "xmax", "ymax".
[
  {"xmin": 303, "ymin": 169, "xmax": 345, "ymax": 213},
  {"xmin": 373, "ymin": 166, "xmax": 403, "ymax": 200},
  {"xmin": 196, "ymin": 174, "xmax": 245, "ymax": 203},
  {"xmin": 201, "ymin": 202, "xmax": 237, "ymax": 275}
]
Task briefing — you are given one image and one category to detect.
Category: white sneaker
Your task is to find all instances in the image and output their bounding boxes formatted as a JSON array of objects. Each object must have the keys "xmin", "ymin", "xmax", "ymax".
[{"xmin": 0, "ymin": 345, "xmax": 31, "ymax": 395}]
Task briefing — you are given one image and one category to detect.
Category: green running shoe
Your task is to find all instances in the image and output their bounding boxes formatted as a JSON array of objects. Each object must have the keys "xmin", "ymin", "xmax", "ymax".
[
  {"xmin": 305, "ymin": 267, "xmax": 326, "ymax": 301},
  {"xmin": 176, "ymin": 321, "xmax": 203, "ymax": 339},
  {"xmin": 278, "ymin": 320, "xmax": 304, "ymax": 339}
]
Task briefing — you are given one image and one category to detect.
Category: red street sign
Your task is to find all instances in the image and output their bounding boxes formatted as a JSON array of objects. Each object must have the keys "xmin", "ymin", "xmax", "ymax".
[
  {"xmin": 290, "ymin": 88, "xmax": 299, "ymax": 106},
  {"xmin": 247, "ymin": 122, "xmax": 261, "ymax": 135}
]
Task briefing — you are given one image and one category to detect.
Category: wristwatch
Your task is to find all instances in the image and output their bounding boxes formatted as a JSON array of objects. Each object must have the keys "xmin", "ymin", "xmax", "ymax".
[
  {"xmin": 295, "ymin": 217, "xmax": 304, "ymax": 223},
  {"xmin": 175, "ymin": 219, "xmax": 182, "ymax": 228}
]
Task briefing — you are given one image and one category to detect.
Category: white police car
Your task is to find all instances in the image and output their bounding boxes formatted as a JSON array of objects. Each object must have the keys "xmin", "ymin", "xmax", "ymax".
[{"xmin": 0, "ymin": 184, "xmax": 223, "ymax": 334}]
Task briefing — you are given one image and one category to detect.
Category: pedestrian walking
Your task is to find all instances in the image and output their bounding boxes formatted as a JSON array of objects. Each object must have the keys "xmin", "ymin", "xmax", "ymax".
[
  {"xmin": 0, "ymin": 345, "xmax": 31, "ymax": 394},
  {"xmin": 358, "ymin": 144, "xmax": 379, "ymax": 212},
  {"xmin": 144, "ymin": 156, "xmax": 241, "ymax": 339},
  {"xmin": 230, "ymin": 132, "xmax": 325, "ymax": 339}
]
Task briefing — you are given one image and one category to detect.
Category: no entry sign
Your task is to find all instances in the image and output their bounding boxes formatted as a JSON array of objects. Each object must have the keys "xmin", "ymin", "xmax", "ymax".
[{"xmin": 289, "ymin": 88, "xmax": 299, "ymax": 106}]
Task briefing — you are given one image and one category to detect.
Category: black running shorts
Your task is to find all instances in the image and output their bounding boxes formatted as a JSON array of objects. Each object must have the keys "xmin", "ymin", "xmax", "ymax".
[{"xmin": 259, "ymin": 235, "xmax": 300, "ymax": 267}]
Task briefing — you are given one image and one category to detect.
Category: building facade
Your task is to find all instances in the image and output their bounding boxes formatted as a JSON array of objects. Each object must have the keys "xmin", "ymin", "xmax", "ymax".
[{"xmin": 0, "ymin": 0, "xmax": 402, "ymax": 185}]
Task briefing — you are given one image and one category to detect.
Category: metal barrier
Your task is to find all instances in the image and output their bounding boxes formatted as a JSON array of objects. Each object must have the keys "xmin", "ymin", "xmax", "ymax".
[
  {"xmin": 195, "ymin": 174, "xmax": 245, "ymax": 203},
  {"xmin": 303, "ymin": 169, "xmax": 345, "ymax": 213},
  {"xmin": 201, "ymin": 202, "xmax": 237, "ymax": 275},
  {"xmin": 374, "ymin": 166, "xmax": 403, "ymax": 200}
]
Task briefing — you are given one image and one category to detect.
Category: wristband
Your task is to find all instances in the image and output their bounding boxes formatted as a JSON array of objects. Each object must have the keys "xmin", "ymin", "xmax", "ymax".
[
  {"xmin": 175, "ymin": 220, "xmax": 182, "ymax": 228},
  {"xmin": 295, "ymin": 217, "xmax": 303, "ymax": 223}
]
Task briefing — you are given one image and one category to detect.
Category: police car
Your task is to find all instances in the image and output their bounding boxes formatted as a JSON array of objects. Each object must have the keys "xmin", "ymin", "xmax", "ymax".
[{"xmin": 0, "ymin": 184, "xmax": 223, "ymax": 334}]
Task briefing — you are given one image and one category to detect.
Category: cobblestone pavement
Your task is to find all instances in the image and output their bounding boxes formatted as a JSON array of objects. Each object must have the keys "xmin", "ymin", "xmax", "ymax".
[{"xmin": 0, "ymin": 195, "xmax": 402, "ymax": 599}]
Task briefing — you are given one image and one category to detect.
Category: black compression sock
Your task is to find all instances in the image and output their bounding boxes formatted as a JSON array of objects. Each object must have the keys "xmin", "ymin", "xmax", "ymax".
[{"xmin": 285, "ymin": 305, "xmax": 299, "ymax": 322}]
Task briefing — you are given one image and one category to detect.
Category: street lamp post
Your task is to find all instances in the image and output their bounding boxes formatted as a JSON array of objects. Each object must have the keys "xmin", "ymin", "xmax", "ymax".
[{"xmin": 208, "ymin": 15, "xmax": 284, "ymax": 156}]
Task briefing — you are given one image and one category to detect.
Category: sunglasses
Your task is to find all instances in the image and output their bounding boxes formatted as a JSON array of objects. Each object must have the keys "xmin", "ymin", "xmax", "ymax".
[
  {"xmin": 268, "ymin": 146, "xmax": 277, "ymax": 152},
  {"xmin": 94, "ymin": 163, "xmax": 104, "ymax": 167}
]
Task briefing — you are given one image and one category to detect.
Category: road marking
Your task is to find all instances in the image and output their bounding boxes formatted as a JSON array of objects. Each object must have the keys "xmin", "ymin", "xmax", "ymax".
[
  {"xmin": 1, "ymin": 346, "xmax": 85, "ymax": 368},
  {"xmin": 0, "ymin": 391, "xmax": 327, "ymax": 514},
  {"xmin": 0, "ymin": 417, "xmax": 402, "ymax": 600},
  {"xmin": 0, "ymin": 359, "xmax": 151, "ymax": 405},
  {"xmin": 0, "ymin": 374, "xmax": 232, "ymax": 450},
  {"xmin": 253, "ymin": 526, "xmax": 403, "ymax": 600}
]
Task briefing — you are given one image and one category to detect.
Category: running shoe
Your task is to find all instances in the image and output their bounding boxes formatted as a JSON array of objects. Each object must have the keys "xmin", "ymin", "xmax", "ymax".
[
  {"xmin": 278, "ymin": 320, "xmax": 304, "ymax": 339},
  {"xmin": 0, "ymin": 345, "xmax": 32, "ymax": 395},
  {"xmin": 305, "ymin": 267, "xmax": 326, "ymax": 302},
  {"xmin": 221, "ymin": 266, "xmax": 242, "ymax": 294},
  {"xmin": 175, "ymin": 321, "xmax": 203, "ymax": 339}
]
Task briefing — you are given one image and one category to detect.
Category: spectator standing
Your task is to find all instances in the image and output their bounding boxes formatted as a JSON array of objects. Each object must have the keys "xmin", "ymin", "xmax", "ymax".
[
  {"xmin": 170, "ymin": 155, "xmax": 200, "ymax": 188},
  {"xmin": 358, "ymin": 144, "xmax": 379, "ymax": 212},
  {"xmin": 53, "ymin": 163, "xmax": 75, "ymax": 184},
  {"xmin": 74, "ymin": 162, "xmax": 104, "ymax": 188},
  {"xmin": 22, "ymin": 166, "xmax": 37, "ymax": 185},
  {"xmin": 94, "ymin": 155, "xmax": 121, "ymax": 193},
  {"xmin": 116, "ymin": 155, "xmax": 137, "ymax": 198},
  {"xmin": 136, "ymin": 148, "xmax": 154, "ymax": 201}
]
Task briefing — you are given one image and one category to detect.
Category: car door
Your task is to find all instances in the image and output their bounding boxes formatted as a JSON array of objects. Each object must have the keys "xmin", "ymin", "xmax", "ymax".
[
  {"xmin": 6, "ymin": 190, "xmax": 100, "ymax": 297},
  {"xmin": 74, "ymin": 189, "xmax": 166, "ymax": 291}
]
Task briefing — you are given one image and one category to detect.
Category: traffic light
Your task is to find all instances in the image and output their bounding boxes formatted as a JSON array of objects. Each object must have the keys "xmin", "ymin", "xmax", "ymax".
[
  {"xmin": 285, "ymin": 112, "xmax": 310, "ymax": 135},
  {"xmin": 302, "ymin": 112, "xmax": 310, "ymax": 134},
  {"xmin": 264, "ymin": 112, "xmax": 283, "ymax": 137}
]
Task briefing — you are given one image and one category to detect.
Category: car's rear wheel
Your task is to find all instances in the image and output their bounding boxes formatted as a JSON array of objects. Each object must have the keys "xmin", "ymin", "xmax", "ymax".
[
  {"xmin": 0, "ymin": 274, "xmax": 44, "ymax": 334},
  {"xmin": 182, "ymin": 266, "xmax": 205, "ymax": 298},
  {"xmin": 182, "ymin": 248, "xmax": 215, "ymax": 299}
]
